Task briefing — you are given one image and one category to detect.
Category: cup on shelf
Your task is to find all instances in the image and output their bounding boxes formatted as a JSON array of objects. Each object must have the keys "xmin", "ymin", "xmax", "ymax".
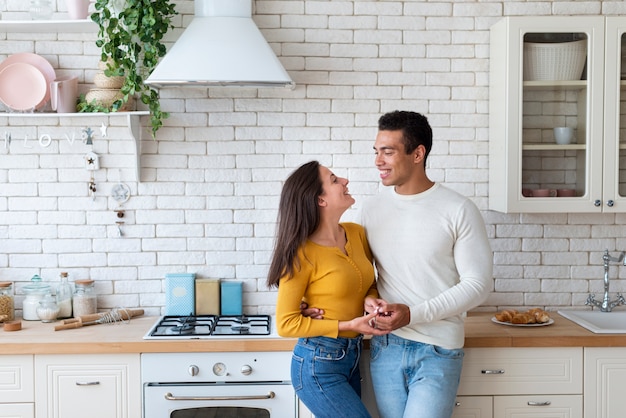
[
  {"xmin": 553, "ymin": 127, "xmax": 574, "ymax": 145},
  {"xmin": 532, "ymin": 188, "xmax": 557, "ymax": 197},
  {"xmin": 556, "ymin": 188, "xmax": 576, "ymax": 197}
]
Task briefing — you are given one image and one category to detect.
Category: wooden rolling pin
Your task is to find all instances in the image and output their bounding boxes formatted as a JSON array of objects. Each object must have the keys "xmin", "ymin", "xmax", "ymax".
[{"xmin": 54, "ymin": 308, "xmax": 144, "ymax": 331}]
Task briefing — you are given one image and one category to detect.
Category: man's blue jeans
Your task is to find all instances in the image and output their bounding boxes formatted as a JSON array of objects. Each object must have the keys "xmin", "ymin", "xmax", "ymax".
[
  {"xmin": 370, "ymin": 333, "xmax": 464, "ymax": 418},
  {"xmin": 291, "ymin": 335, "xmax": 371, "ymax": 418}
]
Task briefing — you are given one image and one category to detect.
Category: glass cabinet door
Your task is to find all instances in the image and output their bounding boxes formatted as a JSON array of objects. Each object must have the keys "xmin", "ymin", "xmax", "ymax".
[
  {"xmin": 489, "ymin": 16, "xmax": 605, "ymax": 213},
  {"xmin": 603, "ymin": 18, "xmax": 626, "ymax": 212}
]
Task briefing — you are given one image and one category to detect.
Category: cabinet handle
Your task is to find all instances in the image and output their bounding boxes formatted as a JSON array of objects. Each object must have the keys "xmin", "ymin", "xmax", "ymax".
[
  {"xmin": 595, "ymin": 199, "xmax": 602, "ymax": 207},
  {"xmin": 75, "ymin": 381, "xmax": 100, "ymax": 386},
  {"xmin": 527, "ymin": 401, "xmax": 551, "ymax": 406},
  {"xmin": 481, "ymin": 369, "xmax": 505, "ymax": 374},
  {"xmin": 607, "ymin": 200, "xmax": 615, "ymax": 207}
]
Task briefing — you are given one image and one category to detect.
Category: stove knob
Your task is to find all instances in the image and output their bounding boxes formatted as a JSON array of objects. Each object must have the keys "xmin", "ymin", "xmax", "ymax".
[
  {"xmin": 188, "ymin": 365, "xmax": 199, "ymax": 376},
  {"xmin": 240, "ymin": 364, "xmax": 252, "ymax": 376}
]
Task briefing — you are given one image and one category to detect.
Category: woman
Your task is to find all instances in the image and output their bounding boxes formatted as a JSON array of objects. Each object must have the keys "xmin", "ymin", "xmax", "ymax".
[{"xmin": 267, "ymin": 161, "xmax": 389, "ymax": 418}]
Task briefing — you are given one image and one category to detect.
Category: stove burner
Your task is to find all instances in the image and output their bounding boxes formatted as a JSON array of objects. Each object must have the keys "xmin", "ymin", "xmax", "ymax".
[
  {"xmin": 230, "ymin": 325, "xmax": 250, "ymax": 333},
  {"xmin": 169, "ymin": 323, "xmax": 195, "ymax": 335}
]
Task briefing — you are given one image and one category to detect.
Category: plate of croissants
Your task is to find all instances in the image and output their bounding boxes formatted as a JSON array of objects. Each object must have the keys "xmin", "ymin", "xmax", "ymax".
[{"xmin": 492, "ymin": 308, "xmax": 554, "ymax": 327}]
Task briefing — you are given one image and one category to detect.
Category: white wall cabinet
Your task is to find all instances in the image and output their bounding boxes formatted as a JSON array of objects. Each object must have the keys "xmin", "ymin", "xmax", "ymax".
[
  {"xmin": 489, "ymin": 16, "xmax": 626, "ymax": 213},
  {"xmin": 584, "ymin": 347, "xmax": 626, "ymax": 418},
  {"xmin": 34, "ymin": 354, "xmax": 140, "ymax": 418},
  {"xmin": 0, "ymin": 355, "xmax": 34, "ymax": 418},
  {"xmin": 455, "ymin": 347, "xmax": 583, "ymax": 418}
]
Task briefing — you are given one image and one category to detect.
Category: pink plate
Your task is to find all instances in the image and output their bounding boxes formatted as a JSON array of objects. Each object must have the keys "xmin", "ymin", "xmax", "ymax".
[
  {"xmin": 0, "ymin": 52, "xmax": 56, "ymax": 109},
  {"xmin": 0, "ymin": 62, "xmax": 47, "ymax": 111}
]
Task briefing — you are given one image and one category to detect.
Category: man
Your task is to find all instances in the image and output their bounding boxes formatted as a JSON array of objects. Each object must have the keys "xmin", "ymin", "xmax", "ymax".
[
  {"xmin": 361, "ymin": 110, "xmax": 493, "ymax": 418},
  {"xmin": 303, "ymin": 110, "xmax": 492, "ymax": 418}
]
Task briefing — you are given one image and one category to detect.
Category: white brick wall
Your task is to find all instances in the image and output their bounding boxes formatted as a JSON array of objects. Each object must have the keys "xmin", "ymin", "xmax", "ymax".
[{"xmin": 1, "ymin": 0, "xmax": 626, "ymax": 318}]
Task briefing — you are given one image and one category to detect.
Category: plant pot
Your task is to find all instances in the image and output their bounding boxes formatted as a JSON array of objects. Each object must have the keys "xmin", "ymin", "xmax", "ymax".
[
  {"xmin": 85, "ymin": 89, "xmax": 133, "ymax": 111},
  {"xmin": 93, "ymin": 71, "xmax": 125, "ymax": 89}
]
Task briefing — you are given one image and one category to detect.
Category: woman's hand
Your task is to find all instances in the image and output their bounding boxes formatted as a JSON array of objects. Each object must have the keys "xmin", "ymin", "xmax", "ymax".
[{"xmin": 339, "ymin": 310, "xmax": 392, "ymax": 336}]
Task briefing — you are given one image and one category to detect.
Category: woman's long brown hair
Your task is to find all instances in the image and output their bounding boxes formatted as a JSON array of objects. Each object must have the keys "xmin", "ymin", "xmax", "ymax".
[{"xmin": 266, "ymin": 161, "xmax": 322, "ymax": 288}]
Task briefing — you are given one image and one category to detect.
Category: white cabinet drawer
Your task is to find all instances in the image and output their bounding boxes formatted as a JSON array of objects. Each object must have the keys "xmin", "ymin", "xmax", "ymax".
[
  {"xmin": 457, "ymin": 348, "xmax": 582, "ymax": 395},
  {"xmin": 452, "ymin": 396, "xmax": 492, "ymax": 418},
  {"xmin": 0, "ymin": 403, "xmax": 34, "ymax": 418},
  {"xmin": 494, "ymin": 395, "xmax": 582, "ymax": 418},
  {"xmin": 0, "ymin": 355, "xmax": 34, "ymax": 403}
]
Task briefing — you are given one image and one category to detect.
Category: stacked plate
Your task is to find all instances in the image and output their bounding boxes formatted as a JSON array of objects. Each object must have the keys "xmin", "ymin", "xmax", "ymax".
[{"xmin": 0, "ymin": 53, "xmax": 56, "ymax": 112}]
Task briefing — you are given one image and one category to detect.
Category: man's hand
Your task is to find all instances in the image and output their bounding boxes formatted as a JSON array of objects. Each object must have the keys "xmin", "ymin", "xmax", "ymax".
[
  {"xmin": 300, "ymin": 302, "xmax": 324, "ymax": 319},
  {"xmin": 370, "ymin": 303, "xmax": 410, "ymax": 331}
]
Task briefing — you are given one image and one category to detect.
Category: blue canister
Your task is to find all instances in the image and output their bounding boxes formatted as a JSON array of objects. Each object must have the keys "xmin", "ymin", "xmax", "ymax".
[
  {"xmin": 220, "ymin": 281, "xmax": 242, "ymax": 315},
  {"xmin": 165, "ymin": 273, "xmax": 196, "ymax": 316}
]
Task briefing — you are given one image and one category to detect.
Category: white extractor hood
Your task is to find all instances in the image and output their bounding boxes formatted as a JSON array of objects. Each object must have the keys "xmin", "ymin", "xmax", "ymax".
[{"xmin": 145, "ymin": 0, "xmax": 295, "ymax": 89}]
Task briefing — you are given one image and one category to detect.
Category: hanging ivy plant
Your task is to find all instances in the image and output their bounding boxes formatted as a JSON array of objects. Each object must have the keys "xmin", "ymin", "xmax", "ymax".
[{"xmin": 83, "ymin": 0, "xmax": 177, "ymax": 138}]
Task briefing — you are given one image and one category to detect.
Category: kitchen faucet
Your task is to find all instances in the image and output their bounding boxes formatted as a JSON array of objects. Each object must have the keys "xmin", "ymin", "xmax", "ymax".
[{"xmin": 586, "ymin": 249, "xmax": 626, "ymax": 312}]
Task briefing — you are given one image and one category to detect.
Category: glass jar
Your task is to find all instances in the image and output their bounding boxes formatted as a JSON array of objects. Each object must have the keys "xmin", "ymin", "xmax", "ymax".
[
  {"xmin": 0, "ymin": 282, "xmax": 15, "ymax": 322},
  {"xmin": 37, "ymin": 294, "xmax": 60, "ymax": 323},
  {"xmin": 56, "ymin": 272, "xmax": 73, "ymax": 319},
  {"xmin": 29, "ymin": 0, "xmax": 53, "ymax": 20},
  {"xmin": 72, "ymin": 279, "xmax": 97, "ymax": 317},
  {"xmin": 22, "ymin": 275, "xmax": 52, "ymax": 321}
]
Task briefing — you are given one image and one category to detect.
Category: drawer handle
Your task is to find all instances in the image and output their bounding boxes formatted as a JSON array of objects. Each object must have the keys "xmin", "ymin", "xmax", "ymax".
[
  {"xmin": 481, "ymin": 369, "xmax": 505, "ymax": 374},
  {"xmin": 528, "ymin": 401, "xmax": 551, "ymax": 407},
  {"xmin": 76, "ymin": 381, "xmax": 100, "ymax": 386}
]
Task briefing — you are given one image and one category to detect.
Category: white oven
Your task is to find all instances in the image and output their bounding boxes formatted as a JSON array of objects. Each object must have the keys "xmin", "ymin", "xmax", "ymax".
[{"xmin": 142, "ymin": 351, "xmax": 296, "ymax": 418}]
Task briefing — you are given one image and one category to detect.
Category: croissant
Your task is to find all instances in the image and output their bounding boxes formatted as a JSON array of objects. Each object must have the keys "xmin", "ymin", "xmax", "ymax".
[
  {"xmin": 511, "ymin": 312, "xmax": 536, "ymax": 324},
  {"xmin": 494, "ymin": 309, "xmax": 517, "ymax": 322},
  {"xmin": 527, "ymin": 308, "xmax": 551, "ymax": 323}
]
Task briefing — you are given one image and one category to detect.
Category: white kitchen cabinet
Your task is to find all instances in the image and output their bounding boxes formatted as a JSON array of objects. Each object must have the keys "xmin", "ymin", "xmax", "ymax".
[
  {"xmin": 584, "ymin": 347, "xmax": 626, "ymax": 418},
  {"xmin": 489, "ymin": 16, "xmax": 626, "ymax": 213},
  {"xmin": 0, "ymin": 355, "xmax": 34, "ymax": 418},
  {"xmin": 452, "ymin": 396, "xmax": 492, "ymax": 418},
  {"xmin": 456, "ymin": 347, "xmax": 583, "ymax": 418},
  {"xmin": 34, "ymin": 354, "xmax": 140, "ymax": 418}
]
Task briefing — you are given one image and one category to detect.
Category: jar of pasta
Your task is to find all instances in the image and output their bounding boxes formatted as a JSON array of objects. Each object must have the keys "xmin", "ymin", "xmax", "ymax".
[{"xmin": 0, "ymin": 282, "xmax": 14, "ymax": 322}]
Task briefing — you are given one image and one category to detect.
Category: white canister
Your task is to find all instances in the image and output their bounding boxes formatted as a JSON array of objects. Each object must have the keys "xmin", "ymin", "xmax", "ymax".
[{"xmin": 22, "ymin": 275, "xmax": 51, "ymax": 320}]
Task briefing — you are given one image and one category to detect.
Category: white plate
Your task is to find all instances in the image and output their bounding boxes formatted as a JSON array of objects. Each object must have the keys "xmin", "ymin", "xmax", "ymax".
[
  {"xmin": 491, "ymin": 317, "xmax": 554, "ymax": 327},
  {"xmin": 0, "ymin": 62, "xmax": 47, "ymax": 111}
]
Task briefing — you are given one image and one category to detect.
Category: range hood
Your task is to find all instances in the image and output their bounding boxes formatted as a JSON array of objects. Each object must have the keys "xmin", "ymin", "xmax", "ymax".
[{"xmin": 145, "ymin": 0, "xmax": 294, "ymax": 89}]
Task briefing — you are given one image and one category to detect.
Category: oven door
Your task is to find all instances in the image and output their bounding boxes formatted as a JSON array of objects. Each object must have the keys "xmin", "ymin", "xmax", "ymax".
[{"xmin": 144, "ymin": 382, "xmax": 297, "ymax": 418}]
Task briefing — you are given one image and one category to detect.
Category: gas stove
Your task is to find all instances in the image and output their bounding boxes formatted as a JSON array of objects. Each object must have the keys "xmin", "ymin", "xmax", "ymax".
[{"xmin": 143, "ymin": 314, "xmax": 277, "ymax": 339}]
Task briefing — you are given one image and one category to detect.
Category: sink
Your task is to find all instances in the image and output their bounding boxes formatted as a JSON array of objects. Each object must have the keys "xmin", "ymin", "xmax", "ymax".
[{"xmin": 558, "ymin": 309, "xmax": 626, "ymax": 334}]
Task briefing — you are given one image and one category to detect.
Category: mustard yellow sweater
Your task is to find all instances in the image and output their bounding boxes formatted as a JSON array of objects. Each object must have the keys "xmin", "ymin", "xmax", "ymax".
[{"xmin": 275, "ymin": 222, "xmax": 377, "ymax": 339}]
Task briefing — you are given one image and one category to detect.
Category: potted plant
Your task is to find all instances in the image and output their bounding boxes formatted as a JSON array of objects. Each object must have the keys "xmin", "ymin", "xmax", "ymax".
[{"xmin": 80, "ymin": 0, "xmax": 177, "ymax": 138}]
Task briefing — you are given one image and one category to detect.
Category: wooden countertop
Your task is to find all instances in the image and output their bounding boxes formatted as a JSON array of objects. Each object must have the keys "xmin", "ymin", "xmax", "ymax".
[
  {"xmin": 2, "ymin": 313, "xmax": 626, "ymax": 355},
  {"xmin": 464, "ymin": 312, "xmax": 626, "ymax": 348}
]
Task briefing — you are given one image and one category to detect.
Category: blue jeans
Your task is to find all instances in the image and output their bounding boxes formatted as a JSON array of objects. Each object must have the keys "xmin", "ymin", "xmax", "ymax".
[
  {"xmin": 292, "ymin": 336, "xmax": 371, "ymax": 418},
  {"xmin": 369, "ymin": 334, "xmax": 464, "ymax": 418}
]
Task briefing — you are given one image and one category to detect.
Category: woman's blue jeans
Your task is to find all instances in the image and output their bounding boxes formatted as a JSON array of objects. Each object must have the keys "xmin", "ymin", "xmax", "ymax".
[
  {"xmin": 292, "ymin": 335, "xmax": 371, "ymax": 418},
  {"xmin": 370, "ymin": 333, "xmax": 464, "ymax": 418}
]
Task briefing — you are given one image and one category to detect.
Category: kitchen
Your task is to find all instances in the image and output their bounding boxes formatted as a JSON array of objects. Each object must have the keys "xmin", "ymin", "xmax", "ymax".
[{"xmin": 2, "ymin": 0, "xmax": 626, "ymax": 417}]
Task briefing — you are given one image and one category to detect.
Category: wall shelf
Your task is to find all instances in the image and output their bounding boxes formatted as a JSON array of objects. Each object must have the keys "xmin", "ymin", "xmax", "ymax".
[
  {"xmin": 0, "ymin": 111, "xmax": 149, "ymax": 182},
  {"xmin": 0, "ymin": 20, "xmax": 97, "ymax": 33}
]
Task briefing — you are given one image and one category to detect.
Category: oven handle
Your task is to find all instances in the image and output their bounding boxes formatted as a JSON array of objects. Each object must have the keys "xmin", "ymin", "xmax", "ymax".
[{"xmin": 164, "ymin": 392, "xmax": 276, "ymax": 401}]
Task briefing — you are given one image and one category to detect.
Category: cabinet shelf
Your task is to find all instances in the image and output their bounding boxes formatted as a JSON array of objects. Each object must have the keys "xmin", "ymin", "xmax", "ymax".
[
  {"xmin": 0, "ymin": 20, "xmax": 97, "ymax": 33},
  {"xmin": 523, "ymin": 79, "xmax": 588, "ymax": 90},
  {"xmin": 522, "ymin": 144, "xmax": 586, "ymax": 151}
]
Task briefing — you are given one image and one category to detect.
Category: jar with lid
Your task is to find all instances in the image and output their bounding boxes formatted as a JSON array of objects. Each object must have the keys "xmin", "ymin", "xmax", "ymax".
[
  {"xmin": 37, "ymin": 294, "xmax": 60, "ymax": 323},
  {"xmin": 72, "ymin": 279, "xmax": 97, "ymax": 317},
  {"xmin": 22, "ymin": 275, "xmax": 52, "ymax": 321},
  {"xmin": 29, "ymin": 0, "xmax": 53, "ymax": 20},
  {"xmin": 56, "ymin": 272, "xmax": 73, "ymax": 319},
  {"xmin": 0, "ymin": 282, "xmax": 15, "ymax": 322}
]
